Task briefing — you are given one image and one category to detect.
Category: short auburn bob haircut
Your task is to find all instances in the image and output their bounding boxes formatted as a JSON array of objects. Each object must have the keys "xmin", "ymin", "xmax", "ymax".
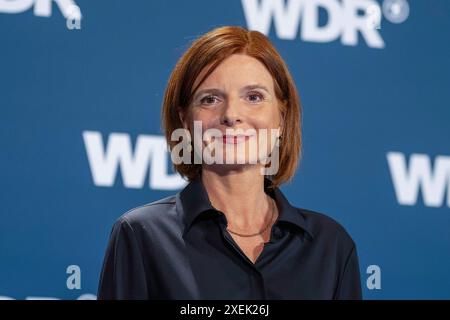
[{"xmin": 161, "ymin": 26, "xmax": 302, "ymax": 188}]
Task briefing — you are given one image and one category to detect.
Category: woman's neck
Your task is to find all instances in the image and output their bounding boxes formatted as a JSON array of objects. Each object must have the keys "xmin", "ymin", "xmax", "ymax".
[{"xmin": 201, "ymin": 166, "xmax": 272, "ymax": 229}]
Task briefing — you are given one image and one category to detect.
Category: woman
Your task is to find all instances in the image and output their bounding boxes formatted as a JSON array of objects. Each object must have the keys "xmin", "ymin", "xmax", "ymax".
[{"xmin": 98, "ymin": 26, "xmax": 362, "ymax": 300}]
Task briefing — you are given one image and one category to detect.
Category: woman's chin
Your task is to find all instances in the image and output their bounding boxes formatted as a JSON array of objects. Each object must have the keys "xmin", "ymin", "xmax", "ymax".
[{"xmin": 203, "ymin": 162, "xmax": 263, "ymax": 175}]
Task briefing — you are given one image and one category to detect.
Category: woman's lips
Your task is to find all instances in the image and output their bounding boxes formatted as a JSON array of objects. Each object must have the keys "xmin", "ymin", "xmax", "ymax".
[{"xmin": 222, "ymin": 135, "xmax": 251, "ymax": 144}]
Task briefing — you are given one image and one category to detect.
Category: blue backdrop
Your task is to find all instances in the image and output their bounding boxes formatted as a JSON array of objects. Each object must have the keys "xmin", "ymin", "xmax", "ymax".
[{"xmin": 1, "ymin": 0, "xmax": 449, "ymax": 299}]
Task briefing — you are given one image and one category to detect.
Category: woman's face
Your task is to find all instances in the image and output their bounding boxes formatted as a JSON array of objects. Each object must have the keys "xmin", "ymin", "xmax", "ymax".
[{"xmin": 183, "ymin": 53, "xmax": 283, "ymax": 172}]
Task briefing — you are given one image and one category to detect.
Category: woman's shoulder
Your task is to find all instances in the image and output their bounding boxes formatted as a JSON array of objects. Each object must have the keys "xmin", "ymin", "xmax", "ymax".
[{"xmin": 113, "ymin": 194, "xmax": 179, "ymax": 230}]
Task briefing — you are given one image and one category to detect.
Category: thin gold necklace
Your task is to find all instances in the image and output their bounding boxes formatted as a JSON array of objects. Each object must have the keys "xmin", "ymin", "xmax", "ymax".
[{"xmin": 227, "ymin": 197, "xmax": 276, "ymax": 237}]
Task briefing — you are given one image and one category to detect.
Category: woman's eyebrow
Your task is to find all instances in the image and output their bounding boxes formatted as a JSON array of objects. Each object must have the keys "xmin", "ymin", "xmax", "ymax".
[
  {"xmin": 193, "ymin": 84, "xmax": 271, "ymax": 100},
  {"xmin": 241, "ymin": 84, "xmax": 271, "ymax": 93},
  {"xmin": 192, "ymin": 88, "xmax": 225, "ymax": 101}
]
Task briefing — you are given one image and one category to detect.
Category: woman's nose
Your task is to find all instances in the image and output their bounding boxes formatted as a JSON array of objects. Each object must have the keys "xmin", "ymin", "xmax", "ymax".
[
  {"xmin": 219, "ymin": 98, "xmax": 242, "ymax": 127},
  {"xmin": 220, "ymin": 115, "xmax": 240, "ymax": 126}
]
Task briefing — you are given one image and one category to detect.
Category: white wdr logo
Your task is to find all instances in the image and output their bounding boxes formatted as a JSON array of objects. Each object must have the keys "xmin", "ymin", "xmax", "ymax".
[
  {"xmin": 387, "ymin": 152, "xmax": 450, "ymax": 207},
  {"xmin": 0, "ymin": 0, "xmax": 81, "ymax": 19},
  {"xmin": 82, "ymin": 131, "xmax": 187, "ymax": 191},
  {"xmin": 242, "ymin": 0, "xmax": 409, "ymax": 48}
]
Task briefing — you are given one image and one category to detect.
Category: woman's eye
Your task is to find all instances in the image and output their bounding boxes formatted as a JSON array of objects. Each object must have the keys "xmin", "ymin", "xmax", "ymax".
[
  {"xmin": 247, "ymin": 92, "xmax": 264, "ymax": 103},
  {"xmin": 200, "ymin": 95, "xmax": 220, "ymax": 105}
]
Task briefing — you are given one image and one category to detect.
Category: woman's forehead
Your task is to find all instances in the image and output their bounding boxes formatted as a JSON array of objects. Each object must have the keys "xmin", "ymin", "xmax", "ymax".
[{"xmin": 194, "ymin": 54, "xmax": 275, "ymax": 92}]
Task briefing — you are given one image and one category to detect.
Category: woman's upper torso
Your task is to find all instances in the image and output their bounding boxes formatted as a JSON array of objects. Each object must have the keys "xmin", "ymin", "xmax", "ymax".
[{"xmin": 98, "ymin": 176, "xmax": 362, "ymax": 300}]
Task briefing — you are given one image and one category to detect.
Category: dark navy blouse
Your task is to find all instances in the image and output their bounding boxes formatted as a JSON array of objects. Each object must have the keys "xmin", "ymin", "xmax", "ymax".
[{"xmin": 98, "ymin": 176, "xmax": 362, "ymax": 300}]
